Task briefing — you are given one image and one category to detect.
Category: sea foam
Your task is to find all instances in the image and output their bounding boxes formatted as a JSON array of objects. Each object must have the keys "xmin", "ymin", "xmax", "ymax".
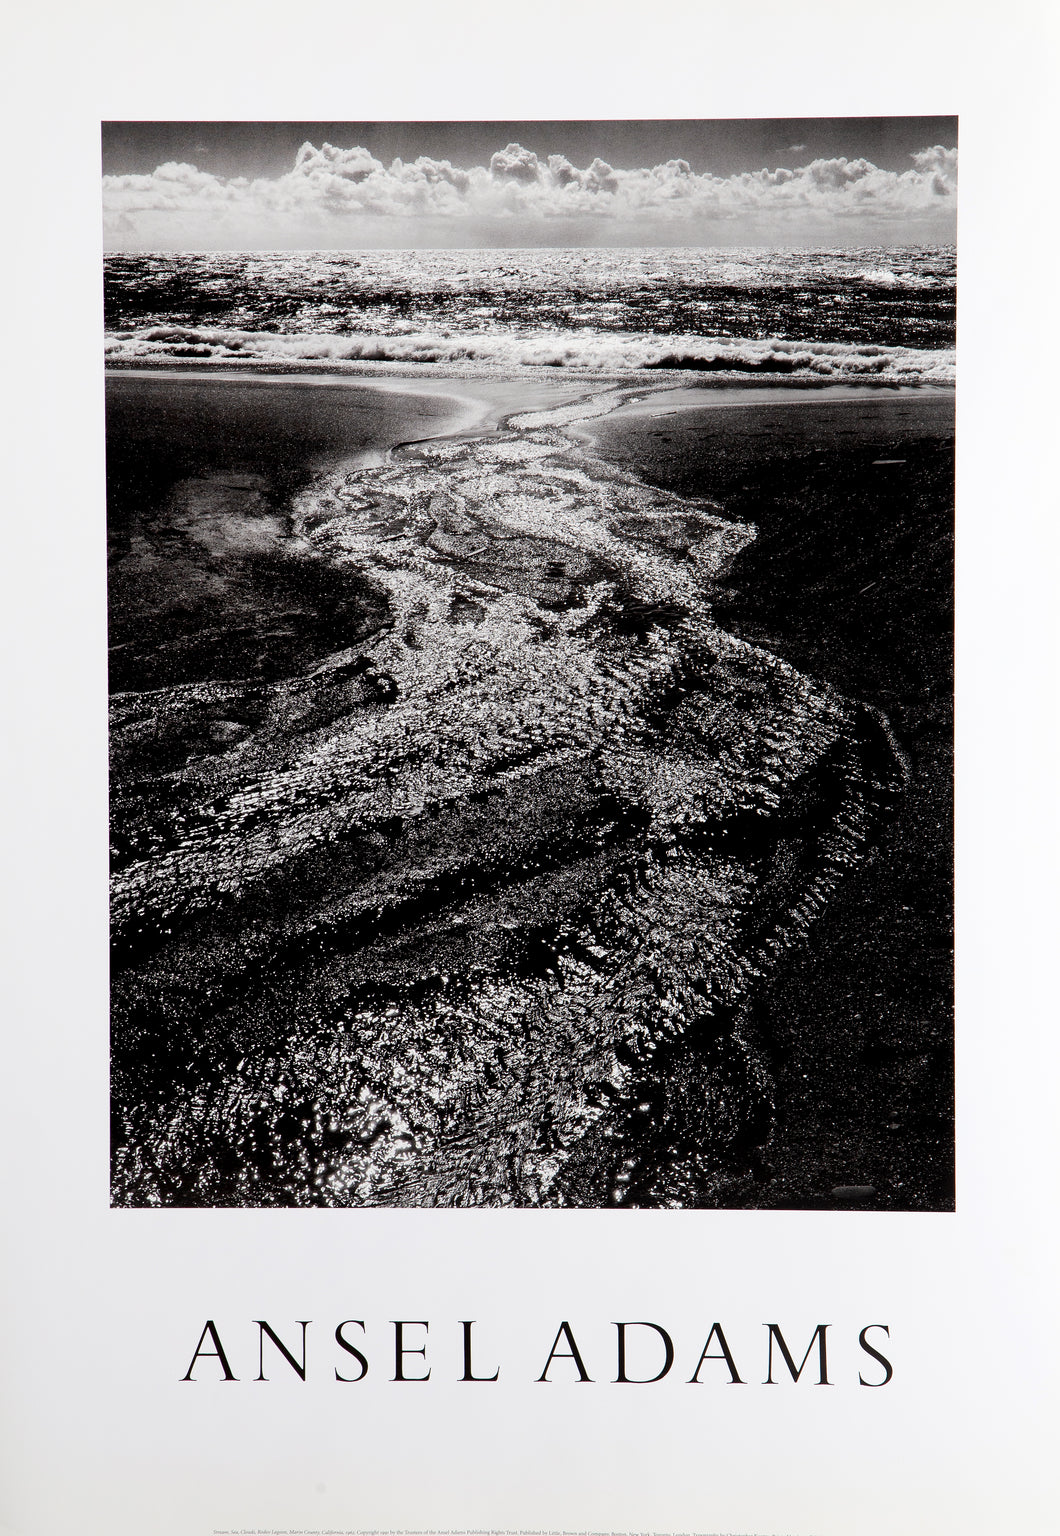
[{"xmin": 105, "ymin": 323, "xmax": 955, "ymax": 385}]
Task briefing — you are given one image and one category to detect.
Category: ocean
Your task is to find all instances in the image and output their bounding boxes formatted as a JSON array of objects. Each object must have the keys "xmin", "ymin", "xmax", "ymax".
[
  {"xmin": 104, "ymin": 245, "xmax": 954, "ymax": 380},
  {"xmin": 106, "ymin": 245, "xmax": 954, "ymax": 1209}
]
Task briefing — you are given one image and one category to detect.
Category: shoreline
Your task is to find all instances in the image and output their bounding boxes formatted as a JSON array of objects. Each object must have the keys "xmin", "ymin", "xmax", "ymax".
[
  {"xmin": 107, "ymin": 364, "xmax": 953, "ymax": 1209},
  {"xmin": 105, "ymin": 361, "xmax": 612, "ymax": 433},
  {"xmin": 104, "ymin": 352, "xmax": 954, "ymax": 400}
]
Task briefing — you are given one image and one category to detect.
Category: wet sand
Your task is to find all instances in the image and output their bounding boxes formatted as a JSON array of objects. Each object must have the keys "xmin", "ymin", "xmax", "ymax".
[
  {"xmin": 582, "ymin": 388, "xmax": 955, "ymax": 1209},
  {"xmin": 107, "ymin": 367, "xmax": 953, "ymax": 1209},
  {"xmin": 106, "ymin": 370, "xmax": 593, "ymax": 691}
]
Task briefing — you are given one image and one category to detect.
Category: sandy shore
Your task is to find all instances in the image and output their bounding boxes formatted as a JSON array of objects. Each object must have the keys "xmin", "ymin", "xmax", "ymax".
[
  {"xmin": 107, "ymin": 366, "xmax": 953, "ymax": 1209},
  {"xmin": 106, "ymin": 369, "xmax": 602, "ymax": 691},
  {"xmin": 582, "ymin": 387, "xmax": 955, "ymax": 1208}
]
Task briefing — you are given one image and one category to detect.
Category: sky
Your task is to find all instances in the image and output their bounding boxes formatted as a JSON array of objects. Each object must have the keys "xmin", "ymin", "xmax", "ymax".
[{"xmin": 102, "ymin": 118, "xmax": 958, "ymax": 251}]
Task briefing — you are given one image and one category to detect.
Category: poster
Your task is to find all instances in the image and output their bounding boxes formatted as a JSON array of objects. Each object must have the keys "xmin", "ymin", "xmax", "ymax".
[{"xmin": 3, "ymin": 3, "xmax": 1057, "ymax": 1533}]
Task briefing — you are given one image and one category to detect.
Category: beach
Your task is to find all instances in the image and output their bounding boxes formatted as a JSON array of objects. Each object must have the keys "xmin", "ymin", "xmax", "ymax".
[
  {"xmin": 107, "ymin": 363, "xmax": 952, "ymax": 1209},
  {"xmin": 583, "ymin": 387, "xmax": 955, "ymax": 1207},
  {"xmin": 106, "ymin": 368, "xmax": 599, "ymax": 691}
]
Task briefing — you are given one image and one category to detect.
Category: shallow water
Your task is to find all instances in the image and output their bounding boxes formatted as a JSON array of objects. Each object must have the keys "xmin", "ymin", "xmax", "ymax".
[
  {"xmin": 109, "ymin": 378, "xmax": 908, "ymax": 1207},
  {"xmin": 106, "ymin": 372, "xmax": 590, "ymax": 691}
]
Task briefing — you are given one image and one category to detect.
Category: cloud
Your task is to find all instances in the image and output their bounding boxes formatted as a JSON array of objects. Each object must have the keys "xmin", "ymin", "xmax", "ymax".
[
  {"xmin": 102, "ymin": 141, "xmax": 958, "ymax": 248},
  {"xmin": 911, "ymin": 143, "xmax": 959, "ymax": 196},
  {"xmin": 489, "ymin": 142, "xmax": 543, "ymax": 184}
]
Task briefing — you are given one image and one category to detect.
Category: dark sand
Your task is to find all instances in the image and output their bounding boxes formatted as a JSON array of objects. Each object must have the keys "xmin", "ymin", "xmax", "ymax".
[
  {"xmin": 106, "ymin": 370, "xmax": 591, "ymax": 692},
  {"xmin": 583, "ymin": 387, "xmax": 955, "ymax": 1209}
]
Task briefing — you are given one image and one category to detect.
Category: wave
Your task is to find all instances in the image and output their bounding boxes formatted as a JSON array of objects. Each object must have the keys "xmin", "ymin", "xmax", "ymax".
[
  {"xmin": 105, "ymin": 323, "xmax": 955, "ymax": 385},
  {"xmin": 854, "ymin": 266, "xmax": 946, "ymax": 288}
]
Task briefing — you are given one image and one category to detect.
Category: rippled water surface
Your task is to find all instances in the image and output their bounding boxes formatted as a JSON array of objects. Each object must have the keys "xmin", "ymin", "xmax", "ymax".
[{"xmin": 104, "ymin": 246, "xmax": 955, "ymax": 380}]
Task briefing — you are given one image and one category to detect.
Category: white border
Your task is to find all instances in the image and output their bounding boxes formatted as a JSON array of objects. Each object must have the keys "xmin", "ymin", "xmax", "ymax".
[{"xmin": 3, "ymin": 4, "xmax": 1058, "ymax": 1533}]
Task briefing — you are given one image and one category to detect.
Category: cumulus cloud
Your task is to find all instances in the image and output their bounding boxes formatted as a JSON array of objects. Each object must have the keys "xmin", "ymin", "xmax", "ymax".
[
  {"xmin": 103, "ymin": 141, "xmax": 958, "ymax": 248},
  {"xmin": 489, "ymin": 142, "xmax": 543, "ymax": 184},
  {"xmin": 293, "ymin": 141, "xmax": 383, "ymax": 182},
  {"xmin": 911, "ymin": 143, "xmax": 959, "ymax": 195}
]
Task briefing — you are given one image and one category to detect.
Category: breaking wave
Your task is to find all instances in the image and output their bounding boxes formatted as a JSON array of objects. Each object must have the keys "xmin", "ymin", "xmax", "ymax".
[
  {"xmin": 105, "ymin": 323, "xmax": 955, "ymax": 385},
  {"xmin": 853, "ymin": 266, "xmax": 946, "ymax": 287}
]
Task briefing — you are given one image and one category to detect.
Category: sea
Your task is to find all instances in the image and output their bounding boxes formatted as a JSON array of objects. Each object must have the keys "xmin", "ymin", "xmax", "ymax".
[{"xmin": 104, "ymin": 244, "xmax": 955, "ymax": 382}]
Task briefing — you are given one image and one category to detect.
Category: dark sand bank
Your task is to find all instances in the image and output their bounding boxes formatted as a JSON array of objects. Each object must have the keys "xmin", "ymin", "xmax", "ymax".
[
  {"xmin": 106, "ymin": 370, "xmax": 592, "ymax": 692},
  {"xmin": 583, "ymin": 388, "xmax": 955, "ymax": 1209}
]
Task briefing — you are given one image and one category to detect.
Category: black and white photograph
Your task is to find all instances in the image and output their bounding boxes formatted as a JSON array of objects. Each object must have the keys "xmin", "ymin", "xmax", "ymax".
[
  {"xmin": 4, "ymin": 4, "xmax": 1058, "ymax": 1534},
  {"xmin": 105, "ymin": 118, "xmax": 956, "ymax": 1211}
]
